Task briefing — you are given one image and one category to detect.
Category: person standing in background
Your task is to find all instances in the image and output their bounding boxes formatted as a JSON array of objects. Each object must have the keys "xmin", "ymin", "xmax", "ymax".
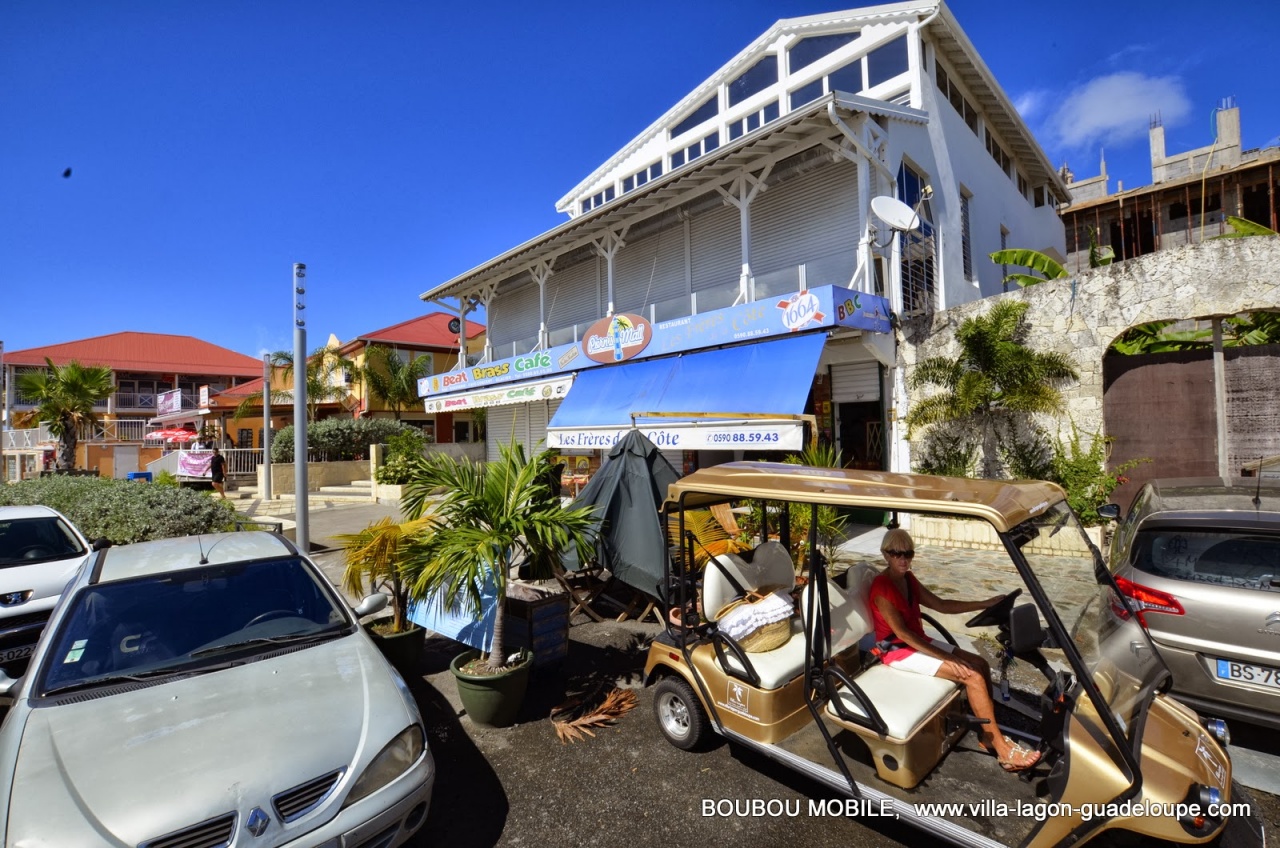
[{"xmin": 209, "ymin": 447, "xmax": 228, "ymax": 499}]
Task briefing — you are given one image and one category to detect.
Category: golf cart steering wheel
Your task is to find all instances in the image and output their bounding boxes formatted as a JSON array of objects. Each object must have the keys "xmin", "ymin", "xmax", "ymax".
[
  {"xmin": 965, "ymin": 588, "xmax": 1022, "ymax": 628},
  {"xmin": 245, "ymin": 609, "xmax": 296, "ymax": 628},
  {"xmin": 19, "ymin": 545, "xmax": 55, "ymax": 560}
]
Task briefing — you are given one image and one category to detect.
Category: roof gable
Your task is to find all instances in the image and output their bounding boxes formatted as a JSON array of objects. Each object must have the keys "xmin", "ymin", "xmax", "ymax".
[{"xmin": 350, "ymin": 312, "xmax": 486, "ymax": 350}]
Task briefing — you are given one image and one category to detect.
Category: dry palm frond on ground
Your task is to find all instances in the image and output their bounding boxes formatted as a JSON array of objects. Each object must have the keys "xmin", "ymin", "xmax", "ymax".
[{"xmin": 550, "ymin": 688, "xmax": 638, "ymax": 744}]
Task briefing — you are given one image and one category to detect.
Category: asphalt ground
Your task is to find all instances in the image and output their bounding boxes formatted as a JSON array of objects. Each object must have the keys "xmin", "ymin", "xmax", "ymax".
[{"xmin": 297, "ymin": 502, "xmax": 1280, "ymax": 848}]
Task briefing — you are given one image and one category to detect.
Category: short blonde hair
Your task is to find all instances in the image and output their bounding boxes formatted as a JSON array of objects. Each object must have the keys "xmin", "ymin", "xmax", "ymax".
[{"xmin": 880, "ymin": 528, "xmax": 914, "ymax": 554}]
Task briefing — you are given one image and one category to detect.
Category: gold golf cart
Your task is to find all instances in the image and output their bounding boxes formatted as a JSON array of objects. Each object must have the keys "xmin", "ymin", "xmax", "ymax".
[{"xmin": 645, "ymin": 462, "xmax": 1263, "ymax": 847}]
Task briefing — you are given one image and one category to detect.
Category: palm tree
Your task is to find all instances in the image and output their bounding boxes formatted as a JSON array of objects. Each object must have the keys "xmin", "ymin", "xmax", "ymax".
[
  {"xmin": 233, "ymin": 346, "xmax": 358, "ymax": 423},
  {"xmin": 399, "ymin": 442, "xmax": 596, "ymax": 672},
  {"xmin": 359, "ymin": 345, "xmax": 432, "ymax": 421},
  {"xmin": 15, "ymin": 358, "xmax": 114, "ymax": 471},
  {"xmin": 990, "ymin": 227, "xmax": 1113, "ymax": 288},
  {"xmin": 906, "ymin": 300, "xmax": 1078, "ymax": 478}
]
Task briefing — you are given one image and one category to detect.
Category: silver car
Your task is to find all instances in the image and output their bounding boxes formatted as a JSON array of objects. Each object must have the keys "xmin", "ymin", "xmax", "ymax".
[
  {"xmin": 0, "ymin": 505, "xmax": 92, "ymax": 673},
  {"xmin": 0, "ymin": 531, "xmax": 434, "ymax": 847},
  {"xmin": 1107, "ymin": 477, "xmax": 1280, "ymax": 730}
]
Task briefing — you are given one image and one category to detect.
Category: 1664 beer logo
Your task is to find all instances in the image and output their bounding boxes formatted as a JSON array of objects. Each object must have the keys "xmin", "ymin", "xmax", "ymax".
[{"xmin": 776, "ymin": 290, "xmax": 825, "ymax": 332}]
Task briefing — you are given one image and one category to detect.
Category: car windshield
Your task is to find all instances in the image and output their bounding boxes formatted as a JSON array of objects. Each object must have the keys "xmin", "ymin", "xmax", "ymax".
[
  {"xmin": 1131, "ymin": 529, "xmax": 1280, "ymax": 592},
  {"xmin": 0, "ymin": 516, "xmax": 85, "ymax": 567},
  {"xmin": 1011, "ymin": 502, "xmax": 1168, "ymax": 754},
  {"xmin": 37, "ymin": 557, "xmax": 351, "ymax": 696}
]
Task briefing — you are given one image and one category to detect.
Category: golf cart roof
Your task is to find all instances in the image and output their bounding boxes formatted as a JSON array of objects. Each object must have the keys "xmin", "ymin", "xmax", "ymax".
[{"xmin": 664, "ymin": 462, "xmax": 1066, "ymax": 533}]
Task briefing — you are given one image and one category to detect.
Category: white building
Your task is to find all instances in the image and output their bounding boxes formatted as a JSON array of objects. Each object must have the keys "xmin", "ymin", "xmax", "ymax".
[{"xmin": 418, "ymin": 1, "xmax": 1066, "ymax": 478}]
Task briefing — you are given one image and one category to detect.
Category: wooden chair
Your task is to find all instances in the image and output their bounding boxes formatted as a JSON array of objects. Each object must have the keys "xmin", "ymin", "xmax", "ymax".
[{"xmin": 553, "ymin": 563, "xmax": 609, "ymax": 623}]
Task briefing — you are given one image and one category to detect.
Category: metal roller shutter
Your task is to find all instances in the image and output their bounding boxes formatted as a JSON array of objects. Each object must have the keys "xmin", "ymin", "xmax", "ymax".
[
  {"xmin": 690, "ymin": 203, "xmax": 739, "ymax": 295},
  {"xmin": 545, "ymin": 255, "xmax": 600, "ymax": 331},
  {"xmin": 488, "ymin": 279, "xmax": 540, "ymax": 350},
  {"xmin": 751, "ymin": 161, "xmax": 859, "ymax": 288},
  {"xmin": 614, "ymin": 220, "xmax": 686, "ymax": 315},
  {"xmin": 830, "ymin": 362, "xmax": 881, "ymax": 403},
  {"xmin": 485, "ymin": 406, "xmax": 515, "ymax": 463}
]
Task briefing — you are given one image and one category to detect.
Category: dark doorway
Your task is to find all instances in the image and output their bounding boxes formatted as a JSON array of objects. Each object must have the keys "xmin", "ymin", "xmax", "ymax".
[{"xmin": 837, "ymin": 401, "xmax": 884, "ymax": 470}]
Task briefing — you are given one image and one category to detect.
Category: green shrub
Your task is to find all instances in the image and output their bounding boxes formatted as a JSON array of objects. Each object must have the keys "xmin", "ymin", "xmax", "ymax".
[
  {"xmin": 914, "ymin": 426, "xmax": 978, "ymax": 477},
  {"xmin": 154, "ymin": 470, "xmax": 180, "ymax": 487},
  {"xmin": 270, "ymin": 418, "xmax": 413, "ymax": 463},
  {"xmin": 374, "ymin": 427, "xmax": 429, "ymax": 485},
  {"xmin": 0, "ymin": 476, "xmax": 238, "ymax": 544},
  {"xmin": 997, "ymin": 423, "xmax": 1054, "ymax": 481},
  {"xmin": 1049, "ymin": 423, "xmax": 1147, "ymax": 527}
]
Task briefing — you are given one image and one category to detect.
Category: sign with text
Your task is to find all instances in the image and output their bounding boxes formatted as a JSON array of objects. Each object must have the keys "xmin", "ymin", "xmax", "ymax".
[
  {"xmin": 423, "ymin": 376, "xmax": 572, "ymax": 413},
  {"xmin": 418, "ymin": 285, "xmax": 890, "ymax": 400},
  {"xmin": 157, "ymin": 389, "xmax": 182, "ymax": 416},
  {"xmin": 547, "ymin": 421, "xmax": 805, "ymax": 452}
]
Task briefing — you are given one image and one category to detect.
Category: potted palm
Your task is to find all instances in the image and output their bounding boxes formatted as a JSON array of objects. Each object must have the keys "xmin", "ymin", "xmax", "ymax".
[
  {"xmin": 336, "ymin": 514, "xmax": 434, "ymax": 676},
  {"xmin": 400, "ymin": 442, "xmax": 595, "ymax": 727}
]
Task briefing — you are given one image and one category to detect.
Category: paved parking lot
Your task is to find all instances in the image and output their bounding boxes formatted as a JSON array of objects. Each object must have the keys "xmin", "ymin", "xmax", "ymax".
[{"xmin": 302, "ymin": 503, "xmax": 1280, "ymax": 847}]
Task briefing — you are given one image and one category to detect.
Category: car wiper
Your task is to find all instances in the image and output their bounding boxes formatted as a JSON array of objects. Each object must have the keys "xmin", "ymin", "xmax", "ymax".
[
  {"xmin": 189, "ymin": 625, "xmax": 348, "ymax": 658},
  {"xmin": 41, "ymin": 666, "xmax": 196, "ymax": 697}
]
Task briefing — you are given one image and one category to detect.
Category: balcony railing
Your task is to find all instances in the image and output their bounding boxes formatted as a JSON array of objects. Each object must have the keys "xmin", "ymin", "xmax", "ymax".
[
  {"xmin": 79, "ymin": 419, "xmax": 151, "ymax": 442},
  {"xmin": 3, "ymin": 426, "xmax": 55, "ymax": 450}
]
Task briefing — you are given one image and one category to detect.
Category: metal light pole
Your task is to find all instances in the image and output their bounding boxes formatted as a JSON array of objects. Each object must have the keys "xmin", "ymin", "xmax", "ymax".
[
  {"xmin": 0, "ymin": 340, "xmax": 7, "ymax": 483},
  {"xmin": 262, "ymin": 353, "xmax": 272, "ymax": 502},
  {"xmin": 293, "ymin": 264, "xmax": 309, "ymax": 552}
]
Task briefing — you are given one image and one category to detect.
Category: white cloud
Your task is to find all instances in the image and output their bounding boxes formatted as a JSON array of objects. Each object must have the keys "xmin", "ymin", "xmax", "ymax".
[
  {"xmin": 1046, "ymin": 72, "xmax": 1191, "ymax": 151},
  {"xmin": 1012, "ymin": 89, "xmax": 1048, "ymax": 122}
]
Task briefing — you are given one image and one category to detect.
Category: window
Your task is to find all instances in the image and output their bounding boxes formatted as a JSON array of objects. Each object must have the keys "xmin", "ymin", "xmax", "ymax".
[
  {"xmin": 866, "ymin": 35, "xmax": 908, "ymax": 88},
  {"xmin": 788, "ymin": 32, "xmax": 858, "ymax": 74},
  {"xmin": 1034, "ymin": 185, "xmax": 1047, "ymax": 208},
  {"xmin": 453, "ymin": 420, "xmax": 471, "ymax": 443},
  {"xmin": 579, "ymin": 185, "xmax": 616, "ymax": 214},
  {"xmin": 622, "ymin": 161, "xmax": 664, "ymax": 194},
  {"xmin": 672, "ymin": 131, "xmax": 719, "ymax": 170},
  {"xmin": 728, "ymin": 56, "xmax": 778, "ymax": 106},
  {"xmin": 828, "ymin": 57, "xmax": 862, "ymax": 95},
  {"xmin": 671, "ymin": 96, "xmax": 718, "ymax": 139},
  {"xmin": 897, "ymin": 163, "xmax": 936, "ymax": 313},
  {"xmin": 727, "ymin": 100, "xmax": 779, "ymax": 140},
  {"xmin": 789, "ymin": 79, "xmax": 824, "ymax": 110},
  {"xmin": 1017, "ymin": 173, "xmax": 1029, "ymax": 199},
  {"xmin": 960, "ymin": 191, "xmax": 973, "ymax": 279},
  {"xmin": 985, "ymin": 130, "xmax": 1012, "ymax": 177},
  {"xmin": 237, "ymin": 428, "xmax": 252, "ymax": 449}
]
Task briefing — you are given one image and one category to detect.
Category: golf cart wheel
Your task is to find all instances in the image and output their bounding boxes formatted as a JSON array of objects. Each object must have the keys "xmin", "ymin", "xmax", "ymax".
[{"xmin": 654, "ymin": 676, "xmax": 708, "ymax": 751}]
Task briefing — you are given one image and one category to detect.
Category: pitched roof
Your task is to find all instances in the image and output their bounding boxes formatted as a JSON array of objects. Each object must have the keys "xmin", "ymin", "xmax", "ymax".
[
  {"xmin": 2, "ymin": 332, "xmax": 262, "ymax": 377},
  {"xmin": 346, "ymin": 312, "xmax": 485, "ymax": 351}
]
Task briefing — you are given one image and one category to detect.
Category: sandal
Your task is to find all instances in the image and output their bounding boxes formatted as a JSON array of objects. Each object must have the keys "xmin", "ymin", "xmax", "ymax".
[
  {"xmin": 998, "ymin": 743, "xmax": 1041, "ymax": 772},
  {"xmin": 978, "ymin": 734, "xmax": 1015, "ymax": 756}
]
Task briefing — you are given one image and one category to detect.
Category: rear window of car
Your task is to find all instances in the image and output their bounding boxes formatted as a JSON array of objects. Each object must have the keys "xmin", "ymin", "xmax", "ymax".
[
  {"xmin": 1131, "ymin": 529, "xmax": 1280, "ymax": 591},
  {"xmin": 0, "ymin": 517, "xmax": 86, "ymax": 567}
]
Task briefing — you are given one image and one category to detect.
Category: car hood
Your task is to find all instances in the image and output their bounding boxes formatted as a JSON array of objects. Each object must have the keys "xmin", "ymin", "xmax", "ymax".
[
  {"xmin": 7, "ymin": 633, "xmax": 415, "ymax": 847},
  {"xmin": 0, "ymin": 554, "xmax": 85, "ymax": 614}
]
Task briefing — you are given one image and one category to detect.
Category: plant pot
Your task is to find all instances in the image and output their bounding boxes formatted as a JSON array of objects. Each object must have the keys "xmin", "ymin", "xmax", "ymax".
[
  {"xmin": 363, "ymin": 622, "xmax": 427, "ymax": 677},
  {"xmin": 450, "ymin": 648, "xmax": 533, "ymax": 728}
]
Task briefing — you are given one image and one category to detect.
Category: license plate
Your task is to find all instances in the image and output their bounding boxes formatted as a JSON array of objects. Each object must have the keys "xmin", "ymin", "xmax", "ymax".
[
  {"xmin": 1216, "ymin": 659, "xmax": 1280, "ymax": 688},
  {"xmin": 0, "ymin": 644, "xmax": 33, "ymax": 664}
]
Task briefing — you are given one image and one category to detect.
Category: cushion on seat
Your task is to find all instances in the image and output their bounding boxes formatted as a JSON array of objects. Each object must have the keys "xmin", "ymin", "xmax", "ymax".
[
  {"xmin": 717, "ymin": 618, "xmax": 807, "ymax": 690},
  {"xmin": 826, "ymin": 663, "xmax": 960, "ymax": 739}
]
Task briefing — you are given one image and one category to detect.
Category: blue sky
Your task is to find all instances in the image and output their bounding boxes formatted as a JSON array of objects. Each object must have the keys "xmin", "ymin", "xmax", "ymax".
[{"xmin": 3, "ymin": 1, "xmax": 1277, "ymax": 360}]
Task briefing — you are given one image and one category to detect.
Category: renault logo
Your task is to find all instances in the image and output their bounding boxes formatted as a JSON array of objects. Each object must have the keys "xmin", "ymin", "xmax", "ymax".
[
  {"xmin": 1264, "ymin": 612, "xmax": 1280, "ymax": 633},
  {"xmin": 246, "ymin": 807, "xmax": 270, "ymax": 838}
]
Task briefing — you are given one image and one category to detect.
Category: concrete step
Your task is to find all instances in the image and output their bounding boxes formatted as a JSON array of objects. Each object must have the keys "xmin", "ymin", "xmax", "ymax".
[{"xmin": 316, "ymin": 484, "xmax": 374, "ymax": 498}]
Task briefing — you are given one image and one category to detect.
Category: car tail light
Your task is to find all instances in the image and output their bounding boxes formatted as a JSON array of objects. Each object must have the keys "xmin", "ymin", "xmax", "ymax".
[{"xmin": 1114, "ymin": 576, "xmax": 1185, "ymax": 627}]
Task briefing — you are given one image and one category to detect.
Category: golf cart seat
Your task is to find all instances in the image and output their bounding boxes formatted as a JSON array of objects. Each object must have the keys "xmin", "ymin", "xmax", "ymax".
[
  {"xmin": 701, "ymin": 542, "xmax": 804, "ymax": 691},
  {"xmin": 821, "ymin": 563, "xmax": 966, "ymax": 789}
]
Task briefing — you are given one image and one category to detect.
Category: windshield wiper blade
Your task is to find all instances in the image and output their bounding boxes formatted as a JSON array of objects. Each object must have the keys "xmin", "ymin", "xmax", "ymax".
[
  {"xmin": 42, "ymin": 667, "xmax": 190, "ymax": 697},
  {"xmin": 189, "ymin": 625, "xmax": 347, "ymax": 658}
]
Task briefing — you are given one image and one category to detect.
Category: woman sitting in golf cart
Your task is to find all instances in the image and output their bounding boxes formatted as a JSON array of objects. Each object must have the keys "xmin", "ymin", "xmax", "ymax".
[{"xmin": 869, "ymin": 528, "xmax": 1040, "ymax": 773}]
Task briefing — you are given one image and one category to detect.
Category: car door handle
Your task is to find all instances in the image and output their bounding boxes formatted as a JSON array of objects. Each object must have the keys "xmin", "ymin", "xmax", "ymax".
[{"xmin": 1130, "ymin": 640, "xmax": 1151, "ymax": 659}]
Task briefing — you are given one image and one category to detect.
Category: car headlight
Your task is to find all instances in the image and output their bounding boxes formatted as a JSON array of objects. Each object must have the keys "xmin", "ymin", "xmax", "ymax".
[{"xmin": 343, "ymin": 725, "xmax": 425, "ymax": 808}]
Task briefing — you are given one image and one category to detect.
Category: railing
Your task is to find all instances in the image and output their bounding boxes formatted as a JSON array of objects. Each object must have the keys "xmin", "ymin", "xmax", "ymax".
[
  {"xmin": 78, "ymin": 419, "xmax": 151, "ymax": 443},
  {"xmin": 146, "ymin": 447, "xmax": 264, "ymax": 478},
  {"xmin": 2, "ymin": 426, "xmax": 54, "ymax": 450}
]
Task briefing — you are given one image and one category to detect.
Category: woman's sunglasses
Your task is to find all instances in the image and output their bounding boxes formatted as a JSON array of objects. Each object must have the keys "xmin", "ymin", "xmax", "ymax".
[{"xmin": 884, "ymin": 549, "xmax": 915, "ymax": 559}]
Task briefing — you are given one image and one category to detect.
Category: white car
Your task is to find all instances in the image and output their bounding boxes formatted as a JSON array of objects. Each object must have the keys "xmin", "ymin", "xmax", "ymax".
[
  {"xmin": 0, "ymin": 531, "xmax": 433, "ymax": 847},
  {"xmin": 0, "ymin": 505, "xmax": 92, "ymax": 671}
]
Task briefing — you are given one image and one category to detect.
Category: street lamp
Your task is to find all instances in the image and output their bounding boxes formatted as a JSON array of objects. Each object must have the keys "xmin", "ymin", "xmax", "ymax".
[{"xmin": 293, "ymin": 264, "xmax": 309, "ymax": 552}]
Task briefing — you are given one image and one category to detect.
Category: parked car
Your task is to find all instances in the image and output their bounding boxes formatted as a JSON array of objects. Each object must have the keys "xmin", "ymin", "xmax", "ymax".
[
  {"xmin": 1106, "ymin": 476, "xmax": 1280, "ymax": 731},
  {"xmin": 0, "ymin": 531, "xmax": 434, "ymax": 848},
  {"xmin": 0, "ymin": 505, "xmax": 91, "ymax": 673}
]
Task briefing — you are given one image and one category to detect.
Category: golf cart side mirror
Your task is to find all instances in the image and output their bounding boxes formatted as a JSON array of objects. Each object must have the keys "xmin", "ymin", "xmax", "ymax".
[
  {"xmin": 0, "ymin": 668, "xmax": 18, "ymax": 699},
  {"xmin": 352, "ymin": 593, "xmax": 389, "ymax": 618},
  {"xmin": 1009, "ymin": 604, "xmax": 1046, "ymax": 654},
  {"xmin": 1097, "ymin": 504, "xmax": 1121, "ymax": 522}
]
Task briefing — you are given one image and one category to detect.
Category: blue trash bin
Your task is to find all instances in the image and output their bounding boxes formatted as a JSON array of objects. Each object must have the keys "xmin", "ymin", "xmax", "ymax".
[{"xmin": 127, "ymin": 472, "xmax": 153, "ymax": 483}]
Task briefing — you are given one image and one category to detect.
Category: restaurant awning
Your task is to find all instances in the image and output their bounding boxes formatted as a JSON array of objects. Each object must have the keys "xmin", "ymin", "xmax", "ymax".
[{"xmin": 546, "ymin": 334, "xmax": 826, "ymax": 452}]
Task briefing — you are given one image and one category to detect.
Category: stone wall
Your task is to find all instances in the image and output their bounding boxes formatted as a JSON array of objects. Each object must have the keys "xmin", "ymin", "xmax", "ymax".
[{"xmin": 901, "ymin": 237, "xmax": 1280, "ymax": 458}]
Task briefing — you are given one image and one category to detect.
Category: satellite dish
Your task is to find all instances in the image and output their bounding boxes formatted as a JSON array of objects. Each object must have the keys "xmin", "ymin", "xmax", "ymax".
[
  {"xmin": 448, "ymin": 318, "xmax": 461, "ymax": 334},
  {"xmin": 870, "ymin": 195, "xmax": 920, "ymax": 232}
]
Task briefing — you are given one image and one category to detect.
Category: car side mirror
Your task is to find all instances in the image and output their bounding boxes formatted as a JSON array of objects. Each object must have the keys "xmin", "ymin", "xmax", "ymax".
[
  {"xmin": 92, "ymin": 537, "xmax": 113, "ymax": 551},
  {"xmin": 0, "ymin": 668, "xmax": 19, "ymax": 699},
  {"xmin": 1097, "ymin": 504, "xmax": 1121, "ymax": 522},
  {"xmin": 352, "ymin": 593, "xmax": 389, "ymax": 618},
  {"xmin": 1009, "ymin": 603, "xmax": 1046, "ymax": 654}
]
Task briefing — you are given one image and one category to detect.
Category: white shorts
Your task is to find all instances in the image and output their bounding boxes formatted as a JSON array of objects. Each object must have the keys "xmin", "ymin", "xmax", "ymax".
[{"xmin": 883, "ymin": 638, "xmax": 955, "ymax": 677}]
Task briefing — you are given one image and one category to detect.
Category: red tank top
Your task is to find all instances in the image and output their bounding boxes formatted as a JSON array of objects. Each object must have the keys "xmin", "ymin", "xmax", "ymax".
[{"xmin": 868, "ymin": 571, "xmax": 925, "ymax": 645}]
